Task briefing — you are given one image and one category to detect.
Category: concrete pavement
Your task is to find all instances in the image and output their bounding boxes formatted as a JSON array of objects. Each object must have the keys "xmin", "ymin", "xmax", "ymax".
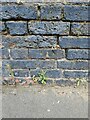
[{"xmin": 1, "ymin": 85, "xmax": 88, "ymax": 118}]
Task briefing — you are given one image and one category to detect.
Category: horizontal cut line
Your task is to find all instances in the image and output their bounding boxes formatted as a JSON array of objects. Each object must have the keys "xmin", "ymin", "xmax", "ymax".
[{"xmin": 2, "ymin": 19, "xmax": 90, "ymax": 22}]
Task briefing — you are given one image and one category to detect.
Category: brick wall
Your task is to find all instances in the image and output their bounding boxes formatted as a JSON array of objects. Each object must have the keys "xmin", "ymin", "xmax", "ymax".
[{"xmin": 1, "ymin": 2, "xmax": 89, "ymax": 85}]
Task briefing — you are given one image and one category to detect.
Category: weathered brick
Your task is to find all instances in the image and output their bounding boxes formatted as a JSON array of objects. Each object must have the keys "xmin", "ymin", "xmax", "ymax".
[
  {"xmin": 40, "ymin": 4, "xmax": 62, "ymax": 20},
  {"xmin": 28, "ymin": 21, "xmax": 70, "ymax": 35},
  {"xmin": 2, "ymin": 69, "xmax": 10, "ymax": 77},
  {"xmin": 6, "ymin": 21, "xmax": 27, "ymax": 35},
  {"xmin": 46, "ymin": 70, "xmax": 62, "ymax": 78},
  {"xmin": 71, "ymin": 22, "xmax": 89, "ymax": 35},
  {"xmin": 2, "ymin": 60, "xmax": 11, "ymax": 77},
  {"xmin": 64, "ymin": 5, "xmax": 89, "ymax": 21},
  {"xmin": 2, "ymin": 35, "xmax": 24, "ymax": 48},
  {"xmin": 1, "ymin": 4, "xmax": 38, "ymax": 20},
  {"xmin": 36, "ymin": 36, "xmax": 57, "ymax": 48},
  {"xmin": 10, "ymin": 48, "xmax": 28, "ymax": 59},
  {"xmin": 30, "ymin": 69, "xmax": 62, "ymax": 78},
  {"xmin": 2, "ymin": 35, "xmax": 57, "ymax": 48},
  {"xmin": 59, "ymin": 36, "xmax": 89, "ymax": 48},
  {"xmin": 2, "ymin": 48, "xmax": 10, "ymax": 59},
  {"xmin": 29, "ymin": 49, "xmax": 65, "ymax": 59},
  {"xmin": 67, "ymin": 49, "xmax": 89, "ymax": 60},
  {"xmin": 2, "ymin": 60, "xmax": 56, "ymax": 69},
  {"xmin": 0, "ymin": 22, "xmax": 6, "ymax": 32},
  {"xmin": 57, "ymin": 60, "xmax": 88, "ymax": 70},
  {"xmin": 63, "ymin": 71, "xmax": 88, "ymax": 79},
  {"xmin": 55, "ymin": 80, "xmax": 75, "ymax": 86},
  {"xmin": 13, "ymin": 70, "xmax": 29, "ymax": 77}
]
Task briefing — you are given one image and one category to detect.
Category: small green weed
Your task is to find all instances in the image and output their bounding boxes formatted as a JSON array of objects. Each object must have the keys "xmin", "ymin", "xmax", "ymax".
[
  {"xmin": 38, "ymin": 70, "xmax": 47, "ymax": 85},
  {"xmin": 76, "ymin": 78, "xmax": 81, "ymax": 86},
  {"xmin": 76, "ymin": 78, "xmax": 87, "ymax": 86}
]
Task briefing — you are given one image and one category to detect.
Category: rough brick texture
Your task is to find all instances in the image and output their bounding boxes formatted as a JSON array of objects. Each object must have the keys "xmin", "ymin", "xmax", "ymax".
[
  {"xmin": 6, "ymin": 21, "xmax": 28, "ymax": 35},
  {"xmin": 28, "ymin": 49, "xmax": 65, "ymax": 59},
  {"xmin": 2, "ymin": 60, "xmax": 56, "ymax": 69},
  {"xmin": 13, "ymin": 70, "xmax": 29, "ymax": 77},
  {"xmin": 63, "ymin": 71, "xmax": 88, "ymax": 79},
  {"xmin": 2, "ymin": 35, "xmax": 57, "ymax": 48},
  {"xmin": 40, "ymin": 4, "xmax": 62, "ymax": 20},
  {"xmin": 64, "ymin": 5, "xmax": 88, "ymax": 21},
  {"xmin": 10, "ymin": 48, "xmax": 28, "ymax": 59},
  {"xmin": 1, "ymin": 2, "xmax": 89, "ymax": 83},
  {"xmin": 59, "ymin": 37, "xmax": 89, "ymax": 48},
  {"xmin": 57, "ymin": 60, "xmax": 88, "ymax": 70},
  {"xmin": 71, "ymin": 22, "xmax": 89, "ymax": 36},
  {"xmin": 67, "ymin": 49, "xmax": 89, "ymax": 60},
  {"xmin": 1, "ymin": 4, "xmax": 38, "ymax": 20},
  {"xmin": 2, "ymin": 48, "xmax": 10, "ymax": 59},
  {"xmin": 30, "ymin": 69, "xmax": 62, "ymax": 78},
  {"xmin": 28, "ymin": 21, "xmax": 70, "ymax": 35}
]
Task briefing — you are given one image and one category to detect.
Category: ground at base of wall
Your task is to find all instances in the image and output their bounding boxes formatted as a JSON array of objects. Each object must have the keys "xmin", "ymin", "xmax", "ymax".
[
  {"xmin": 2, "ymin": 85, "xmax": 88, "ymax": 118},
  {"xmin": 2, "ymin": 78, "xmax": 88, "ymax": 88}
]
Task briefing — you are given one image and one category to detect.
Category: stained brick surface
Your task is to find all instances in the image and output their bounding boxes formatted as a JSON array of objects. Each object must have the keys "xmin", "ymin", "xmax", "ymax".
[{"xmin": 1, "ymin": 2, "xmax": 89, "ymax": 82}]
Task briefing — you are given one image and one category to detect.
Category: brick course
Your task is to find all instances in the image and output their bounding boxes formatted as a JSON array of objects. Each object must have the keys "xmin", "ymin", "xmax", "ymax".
[{"xmin": 1, "ymin": 2, "xmax": 89, "ymax": 83}]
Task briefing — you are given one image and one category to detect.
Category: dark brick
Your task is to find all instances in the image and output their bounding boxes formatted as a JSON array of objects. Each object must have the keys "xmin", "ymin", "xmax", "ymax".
[
  {"xmin": 63, "ymin": 71, "xmax": 88, "ymax": 79},
  {"xmin": 2, "ymin": 35, "xmax": 57, "ymax": 48},
  {"xmin": 10, "ymin": 48, "xmax": 28, "ymax": 59},
  {"xmin": 6, "ymin": 21, "xmax": 27, "ymax": 35},
  {"xmin": 2, "ymin": 35, "xmax": 24, "ymax": 48},
  {"xmin": 28, "ymin": 21, "xmax": 70, "ymax": 35},
  {"xmin": 2, "ymin": 60, "xmax": 56, "ymax": 69},
  {"xmin": 1, "ymin": 4, "xmax": 38, "ymax": 20},
  {"xmin": 45, "ymin": 70, "xmax": 62, "ymax": 78},
  {"xmin": 55, "ymin": 80, "xmax": 75, "ymax": 86},
  {"xmin": 59, "ymin": 36, "xmax": 89, "ymax": 48},
  {"xmin": 64, "ymin": 5, "xmax": 89, "ymax": 21},
  {"xmin": 30, "ymin": 69, "xmax": 62, "ymax": 78},
  {"xmin": 13, "ymin": 70, "xmax": 29, "ymax": 77},
  {"xmin": 40, "ymin": 4, "xmax": 62, "ymax": 20},
  {"xmin": 29, "ymin": 49, "xmax": 65, "ymax": 59},
  {"xmin": 71, "ymin": 22, "xmax": 89, "ymax": 35},
  {"xmin": 2, "ymin": 48, "xmax": 10, "ymax": 59},
  {"xmin": 57, "ymin": 60, "xmax": 88, "ymax": 70},
  {"xmin": 67, "ymin": 49, "xmax": 89, "ymax": 60}
]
